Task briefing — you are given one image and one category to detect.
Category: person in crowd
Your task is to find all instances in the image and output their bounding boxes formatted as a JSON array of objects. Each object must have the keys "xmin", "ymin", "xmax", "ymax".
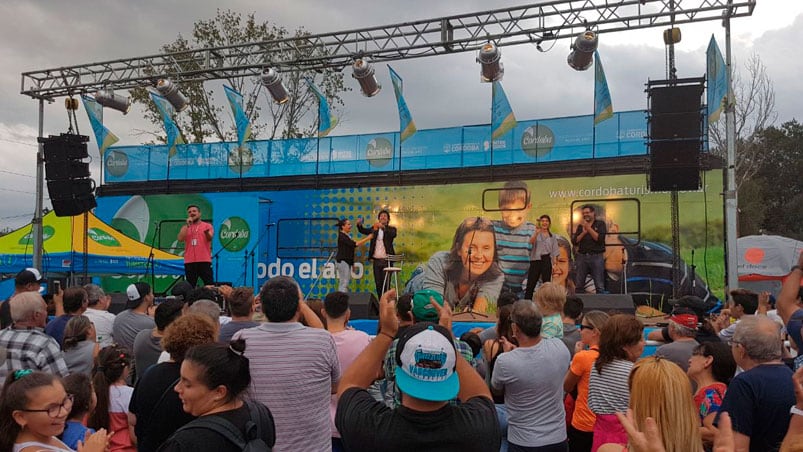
[
  {"xmin": 482, "ymin": 303, "xmax": 515, "ymax": 451},
  {"xmin": 534, "ymin": 282, "xmax": 566, "ymax": 339},
  {"xmin": 304, "ymin": 298, "xmax": 327, "ymax": 328},
  {"xmin": 133, "ymin": 299, "xmax": 184, "ymax": 382},
  {"xmin": 112, "ymin": 283, "xmax": 156, "ymax": 353},
  {"xmin": 564, "ymin": 310, "xmax": 610, "ymax": 452},
  {"xmin": 218, "ymin": 287, "xmax": 259, "ymax": 343},
  {"xmin": 781, "ymin": 366, "xmax": 803, "ymax": 451},
  {"xmin": 718, "ymin": 315, "xmax": 795, "ymax": 452},
  {"xmin": 0, "ymin": 370, "xmax": 110, "ymax": 452},
  {"xmin": 61, "ymin": 373, "xmax": 97, "ymax": 450},
  {"xmin": 525, "ymin": 214, "xmax": 559, "ymax": 300},
  {"xmin": 335, "ymin": 218, "xmax": 373, "ymax": 292},
  {"xmin": 357, "ymin": 209, "xmax": 398, "ymax": 297},
  {"xmin": 647, "ymin": 296, "xmax": 720, "ymax": 344},
  {"xmin": 552, "ymin": 236, "xmax": 576, "ymax": 294},
  {"xmin": 233, "ymin": 275, "xmax": 336, "ymax": 451},
  {"xmin": 187, "ymin": 299, "xmax": 222, "ymax": 325},
  {"xmin": 129, "ymin": 313, "xmax": 218, "ymax": 452},
  {"xmin": 587, "ymin": 314, "xmax": 645, "ymax": 451},
  {"xmin": 0, "ymin": 292, "xmax": 69, "ymax": 386},
  {"xmin": 90, "ymin": 345, "xmax": 136, "ymax": 451},
  {"xmin": 492, "ymin": 181, "xmax": 537, "ymax": 297},
  {"xmin": 407, "ymin": 216, "xmax": 505, "ymax": 313},
  {"xmin": 335, "ymin": 288, "xmax": 501, "ymax": 451},
  {"xmin": 599, "ymin": 356, "xmax": 702, "ymax": 452},
  {"xmin": 157, "ymin": 340, "xmax": 276, "ymax": 451},
  {"xmin": 687, "ymin": 341, "xmax": 736, "ymax": 448},
  {"xmin": 491, "ymin": 300, "xmax": 571, "ymax": 452},
  {"xmin": 83, "ymin": 284, "xmax": 116, "ymax": 348},
  {"xmin": 775, "ymin": 252, "xmax": 803, "ymax": 365},
  {"xmin": 478, "ymin": 290, "xmax": 518, "ymax": 343},
  {"xmin": 177, "ymin": 204, "xmax": 214, "ymax": 287},
  {"xmin": 62, "ymin": 315, "xmax": 98, "ymax": 376},
  {"xmin": 322, "ymin": 291, "xmax": 371, "ymax": 451},
  {"xmin": 714, "ymin": 288, "xmax": 758, "ymax": 342},
  {"xmin": 1, "ymin": 268, "xmax": 54, "ymax": 329},
  {"xmin": 571, "ymin": 204, "xmax": 607, "ymax": 294},
  {"xmin": 46, "ymin": 287, "xmax": 89, "ymax": 346},
  {"xmin": 394, "ymin": 292, "xmax": 414, "ymax": 336},
  {"xmin": 654, "ymin": 307, "xmax": 700, "ymax": 372},
  {"xmin": 561, "ymin": 295, "xmax": 584, "ymax": 357}
]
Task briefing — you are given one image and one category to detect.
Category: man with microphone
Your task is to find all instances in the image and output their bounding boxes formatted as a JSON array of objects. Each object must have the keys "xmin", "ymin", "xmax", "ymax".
[
  {"xmin": 357, "ymin": 210, "xmax": 398, "ymax": 297},
  {"xmin": 177, "ymin": 204, "xmax": 214, "ymax": 287}
]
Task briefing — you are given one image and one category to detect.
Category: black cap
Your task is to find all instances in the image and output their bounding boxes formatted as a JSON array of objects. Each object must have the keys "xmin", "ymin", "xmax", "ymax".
[{"xmin": 15, "ymin": 268, "xmax": 45, "ymax": 286}]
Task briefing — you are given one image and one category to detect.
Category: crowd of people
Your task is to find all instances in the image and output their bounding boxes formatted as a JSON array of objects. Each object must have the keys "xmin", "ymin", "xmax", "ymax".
[{"xmin": 0, "ymin": 249, "xmax": 800, "ymax": 451}]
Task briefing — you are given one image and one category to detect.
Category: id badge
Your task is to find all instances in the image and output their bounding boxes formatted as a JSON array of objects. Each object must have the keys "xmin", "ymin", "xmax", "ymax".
[{"xmin": 191, "ymin": 239, "xmax": 197, "ymax": 246}]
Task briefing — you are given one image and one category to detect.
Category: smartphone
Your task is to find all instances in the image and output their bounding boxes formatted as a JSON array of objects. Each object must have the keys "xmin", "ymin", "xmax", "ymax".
[{"xmin": 53, "ymin": 280, "xmax": 61, "ymax": 294}]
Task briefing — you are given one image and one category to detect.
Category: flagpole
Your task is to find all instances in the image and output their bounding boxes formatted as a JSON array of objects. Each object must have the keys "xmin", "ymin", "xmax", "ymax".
[
  {"xmin": 592, "ymin": 69, "xmax": 597, "ymax": 159},
  {"xmin": 490, "ymin": 83, "xmax": 495, "ymax": 181}
]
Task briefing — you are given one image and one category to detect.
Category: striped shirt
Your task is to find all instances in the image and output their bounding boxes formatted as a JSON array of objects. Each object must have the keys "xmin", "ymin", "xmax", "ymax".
[
  {"xmin": 493, "ymin": 220, "xmax": 537, "ymax": 293},
  {"xmin": 234, "ymin": 322, "xmax": 340, "ymax": 452},
  {"xmin": 587, "ymin": 358, "xmax": 633, "ymax": 415},
  {"xmin": 0, "ymin": 327, "xmax": 69, "ymax": 386}
]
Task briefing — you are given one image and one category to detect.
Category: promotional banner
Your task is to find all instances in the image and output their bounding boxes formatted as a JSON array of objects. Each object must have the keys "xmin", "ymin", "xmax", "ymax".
[
  {"xmin": 81, "ymin": 95, "xmax": 119, "ymax": 156},
  {"xmin": 594, "ymin": 51, "xmax": 614, "ymax": 125},
  {"xmin": 223, "ymin": 85, "xmax": 252, "ymax": 148},
  {"xmin": 150, "ymin": 91, "xmax": 184, "ymax": 157},
  {"xmin": 706, "ymin": 35, "xmax": 729, "ymax": 124},
  {"xmin": 305, "ymin": 78, "xmax": 338, "ymax": 137},
  {"xmin": 388, "ymin": 65, "xmax": 417, "ymax": 142},
  {"xmin": 491, "ymin": 81, "xmax": 517, "ymax": 140}
]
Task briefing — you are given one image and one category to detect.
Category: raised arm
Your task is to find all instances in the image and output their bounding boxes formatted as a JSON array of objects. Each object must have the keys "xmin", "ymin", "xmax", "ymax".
[{"xmin": 777, "ymin": 252, "xmax": 803, "ymax": 324}]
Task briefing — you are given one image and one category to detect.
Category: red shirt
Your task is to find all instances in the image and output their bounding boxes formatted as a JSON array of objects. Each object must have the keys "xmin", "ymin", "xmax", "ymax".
[{"xmin": 183, "ymin": 221, "xmax": 213, "ymax": 263}]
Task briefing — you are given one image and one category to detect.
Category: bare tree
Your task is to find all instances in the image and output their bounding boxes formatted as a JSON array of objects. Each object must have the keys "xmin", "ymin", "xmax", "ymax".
[{"xmin": 709, "ymin": 52, "xmax": 777, "ymax": 187}]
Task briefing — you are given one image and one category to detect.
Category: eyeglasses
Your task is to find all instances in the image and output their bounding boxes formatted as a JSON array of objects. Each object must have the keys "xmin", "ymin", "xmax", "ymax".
[
  {"xmin": 18, "ymin": 394, "xmax": 73, "ymax": 418},
  {"xmin": 578, "ymin": 324, "xmax": 595, "ymax": 331}
]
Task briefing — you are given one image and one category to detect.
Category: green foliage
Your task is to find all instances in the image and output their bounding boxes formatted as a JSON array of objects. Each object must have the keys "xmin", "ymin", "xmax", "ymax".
[
  {"xmin": 131, "ymin": 9, "xmax": 349, "ymax": 147},
  {"xmin": 643, "ymin": 220, "xmax": 724, "ymax": 248}
]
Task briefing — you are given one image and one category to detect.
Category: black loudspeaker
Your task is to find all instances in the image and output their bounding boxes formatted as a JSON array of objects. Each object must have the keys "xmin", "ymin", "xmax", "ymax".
[
  {"xmin": 347, "ymin": 292, "xmax": 379, "ymax": 319},
  {"xmin": 576, "ymin": 294, "xmax": 636, "ymax": 315},
  {"xmin": 40, "ymin": 134, "xmax": 96, "ymax": 217},
  {"xmin": 647, "ymin": 83, "xmax": 704, "ymax": 192}
]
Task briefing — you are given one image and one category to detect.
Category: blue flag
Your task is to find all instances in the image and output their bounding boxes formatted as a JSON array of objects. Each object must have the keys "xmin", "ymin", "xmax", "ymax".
[
  {"xmin": 594, "ymin": 51, "xmax": 614, "ymax": 125},
  {"xmin": 706, "ymin": 35, "xmax": 729, "ymax": 124},
  {"xmin": 223, "ymin": 85, "xmax": 252, "ymax": 148},
  {"xmin": 305, "ymin": 79, "xmax": 337, "ymax": 137},
  {"xmin": 388, "ymin": 66, "xmax": 417, "ymax": 142},
  {"xmin": 81, "ymin": 95, "xmax": 119, "ymax": 157},
  {"xmin": 149, "ymin": 91, "xmax": 184, "ymax": 157},
  {"xmin": 491, "ymin": 81, "xmax": 517, "ymax": 140}
]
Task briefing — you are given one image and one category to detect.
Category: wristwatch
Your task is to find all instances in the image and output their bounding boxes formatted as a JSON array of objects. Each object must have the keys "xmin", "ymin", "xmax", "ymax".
[{"xmin": 790, "ymin": 405, "xmax": 803, "ymax": 417}]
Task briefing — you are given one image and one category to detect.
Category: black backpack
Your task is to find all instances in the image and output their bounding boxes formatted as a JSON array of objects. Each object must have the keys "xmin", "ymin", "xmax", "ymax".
[{"xmin": 175, "ymin": 400, "xmax": 275, "ymax": 451}]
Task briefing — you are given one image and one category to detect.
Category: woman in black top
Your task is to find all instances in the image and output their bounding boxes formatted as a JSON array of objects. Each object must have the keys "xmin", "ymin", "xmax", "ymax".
[
  {"xmin": 157, "ymin": 339, "xmax": 275, "ymax": 452},
  {"xmin": 335, "ymin": 218, "xmax": 372, "ymax": 293}
]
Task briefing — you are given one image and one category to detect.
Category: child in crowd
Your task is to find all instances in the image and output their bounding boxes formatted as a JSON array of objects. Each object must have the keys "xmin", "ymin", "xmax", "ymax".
[
  {"xmin": 492, "ymin": 181, "xmax": 537, "ymax": 297},
  {"xmin": 60, "ymin": 373, "xmax": 97, "ymax": 450},
  {"xmin": 90, "ymin": 345, "xmax": 136, "ymax": 451},
  {"xmin": 535, "ymin": 282, "xmax": 566, "ymax": 339}
]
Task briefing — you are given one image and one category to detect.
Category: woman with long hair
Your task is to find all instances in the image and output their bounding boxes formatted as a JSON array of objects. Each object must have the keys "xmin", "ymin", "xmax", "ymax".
[
  {"xmin": 335, "ymin": 218, "xmax": 373, "ymax": 292},
  {"xmin": 687, "ymin": 341, "xmax": 737, "ymax": 448},
  {"xmin": 600, "ymin": 356, "xmax": 703, "ymax": 452},
  {"xmin": 552, "ymin": 235, "xmax": 577, "ymax": 295},
  {"xmin": 525, "ymin": 214, "xmax": 559, "ymax": 300},
  {"xmin": 587, "ymin": 314, "xmax": 645, "ymax": 451},
  {"xmin": 0, "ymin": 370, "xmax": 109, "ymax": 452},
  {"xmin": 62, "ymin": 315, "xmax": 98, "ymax": 376},
  {"xmin": 158, "ymin": 340, "xmax": 275, "ymax": 451},
  {"xmin": 89, "ymin": 345, "xmax": 135, "ymax": 451},
  {"xmin": 564, "ymin": 310, "xmax": 610, "ymax": 452}
]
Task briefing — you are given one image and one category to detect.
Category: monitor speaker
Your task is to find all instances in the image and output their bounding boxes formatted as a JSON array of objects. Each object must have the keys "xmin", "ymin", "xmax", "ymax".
[
  {"xmin": 347, "ymin": 292, "xmax": 379, "ymax": 319},
  {"xmin": 576, "ymin": 294, "xmax": 636, "ymax": 315}
]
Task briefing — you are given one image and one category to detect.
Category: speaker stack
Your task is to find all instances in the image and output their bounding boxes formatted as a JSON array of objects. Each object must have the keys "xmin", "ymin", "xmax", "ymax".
[
  {"xmin": 40, "ymin": 134, "xmax": 97, "ymax": 216},
  {"xmin": 647, "ymin": 78, "xmax": 705, "ymax": 192}
]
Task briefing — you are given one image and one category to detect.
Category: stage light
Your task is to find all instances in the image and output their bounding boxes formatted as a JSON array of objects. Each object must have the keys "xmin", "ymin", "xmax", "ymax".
[
  {"xmin": 352, "ymin": 58, "xmax": 381, "ymax": 97},
  {"xmin": 155, "ymin": 79, "xmax": 189, "ymax": 112},
  {"xmin": 260, "ymin": 68, "xmax": 290, "ymax": 104},
  {"xmin": 567, "ymin": 31, "xmax": 598, "ymax": 71},
  {"xmin": 477, "ymin": 42, "xmax": 504, "ymax": 82},
  {"xmin": 94, "ymin": 90, "xmax": 131, "ymax": 114}
]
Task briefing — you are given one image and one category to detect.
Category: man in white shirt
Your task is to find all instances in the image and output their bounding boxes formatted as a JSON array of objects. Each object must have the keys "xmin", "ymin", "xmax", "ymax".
[
  {"xmin": 357, "ymin": 210, "xmax": 397, "ymax": 297},
  {"xmin": 83, "ymin": 284, "xmax": 116, "ymax": 347}
]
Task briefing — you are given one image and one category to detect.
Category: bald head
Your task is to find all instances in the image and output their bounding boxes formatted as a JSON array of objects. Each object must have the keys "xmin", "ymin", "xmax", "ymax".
[{"xmin": 10, "ymin": 292, "xmax": 47, "ymax": 324}]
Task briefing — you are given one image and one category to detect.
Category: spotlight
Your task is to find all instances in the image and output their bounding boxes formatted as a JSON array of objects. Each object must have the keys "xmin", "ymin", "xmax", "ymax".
[
  {"xmin": 94, "ymin": 90, "xmax": 131, "ymax": 114},
  {"xmin": 477, "ymin": 42, "xmax": 504, "ymax": 82},
  {"xmin": 260, "ymin": 68, "xmax": 290, "ymax": 104},
  {"xmin": 155, "ymin": 79, "xmax": 189, "ymax": 112},
  {"xmin": 567, "ymin": 31, "xmax": 598, "ymax": 71},
  {"xmin": 352, "ymin": 58, "xmax": 381, "ymax": 97}
]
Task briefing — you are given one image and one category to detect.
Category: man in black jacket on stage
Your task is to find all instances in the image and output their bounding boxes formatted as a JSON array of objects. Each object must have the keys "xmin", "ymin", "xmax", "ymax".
[{"xmin": 357, "ymin": 210, "xmax": 398, "ymax": 297}]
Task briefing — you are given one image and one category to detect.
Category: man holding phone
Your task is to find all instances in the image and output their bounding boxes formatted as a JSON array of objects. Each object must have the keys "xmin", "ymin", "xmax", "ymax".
[
  {"xmin": 177, "ymin": 204, "xmax": 214, "ymax": 287},
  {"xmin": 0, "ymin": 268, "xmax": 57, "ymax": 329}
]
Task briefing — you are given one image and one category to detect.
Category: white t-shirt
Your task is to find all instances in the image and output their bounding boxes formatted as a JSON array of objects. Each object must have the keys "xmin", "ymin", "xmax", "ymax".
[{"xmin": 84, "ymin": 308, "xmax": 116, "ymax": 348}]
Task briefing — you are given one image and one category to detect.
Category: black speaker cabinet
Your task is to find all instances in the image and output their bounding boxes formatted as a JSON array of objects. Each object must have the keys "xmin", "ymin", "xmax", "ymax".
[
  {"xmin": 347, "ymin": 292, "xmax": 379, "ymax": 319},
  {"xmin": 576, "ymin": 294, "xmax": 636, "ymax": 315}
]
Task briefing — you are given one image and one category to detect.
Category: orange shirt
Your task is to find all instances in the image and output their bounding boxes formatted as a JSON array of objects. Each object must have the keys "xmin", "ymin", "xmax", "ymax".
[{"xmin": 569, "ymin": 346, "xmax": 599, "ymax": 432}]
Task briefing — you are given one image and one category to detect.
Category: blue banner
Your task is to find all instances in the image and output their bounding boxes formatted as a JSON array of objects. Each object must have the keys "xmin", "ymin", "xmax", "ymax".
[
  {"xmin": 223, "ymin": 85, "xmax": 252, "ymax": 149},
  {"xmin": 706, "ymin": 35, "xmax": 729, "ymax": 124},
  {"xmin": 388, "ymin": 66, "xmax": 417, "ymax": 142},
  {"xmin": 491, "ymin": 81, "xmax": 517, "ymax": 140},
  {"xmin": 305, "ymin": 79, "xmax": 338, "ymax": 137},
  {"xmin": 81, "ymin": 95, "xmax": 119, "ymax": 156},
  {"xmin": 594, "ymin": 51, "xmax": 614, "ymax": 125},
  {"xmin": 149, "ymin": 91, "xmax": 184, "ymax": 157}
]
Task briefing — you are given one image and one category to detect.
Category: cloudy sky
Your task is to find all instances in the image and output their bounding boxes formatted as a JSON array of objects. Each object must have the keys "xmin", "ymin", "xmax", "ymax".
[{"xmin": 0, "ymin": 0, "xmax": 800, "ymax": 230}]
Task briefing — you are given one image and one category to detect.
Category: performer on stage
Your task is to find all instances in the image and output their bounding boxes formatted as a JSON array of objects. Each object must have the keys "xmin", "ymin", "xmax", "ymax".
[
  {"xmin": 572, "ymin": 204, "xmax": 607, "ymax": 293},
  {"xmin": 357, "ymin": 210, "xmax": 398, "ymax": 297},
  {"xmin": 336, "ymin": 219, "xmax": 373, "ymax": 292},
  {"xmin": 177, "ymin": 204, "xmax": 214, "ymax": 287}
]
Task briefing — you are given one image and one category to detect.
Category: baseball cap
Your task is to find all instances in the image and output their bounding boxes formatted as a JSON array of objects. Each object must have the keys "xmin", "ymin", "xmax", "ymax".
[
  {"xmin": 411, "ymin": 289, "xmax": 445, "ymax": 322},
  {"xmin": 669, "ymin": 307, "xmax": 699, "ymax": 329},
  {"xmin": 394, "ymin": 322, "xmax": 459, "ymax": 402},
  {"xmin": 126, "ymin": 282, "xmax": 151, "ymax": 308},
  {"xmin": 15, "ymin": 268, "xmax": 45, "ymax": 286}
]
